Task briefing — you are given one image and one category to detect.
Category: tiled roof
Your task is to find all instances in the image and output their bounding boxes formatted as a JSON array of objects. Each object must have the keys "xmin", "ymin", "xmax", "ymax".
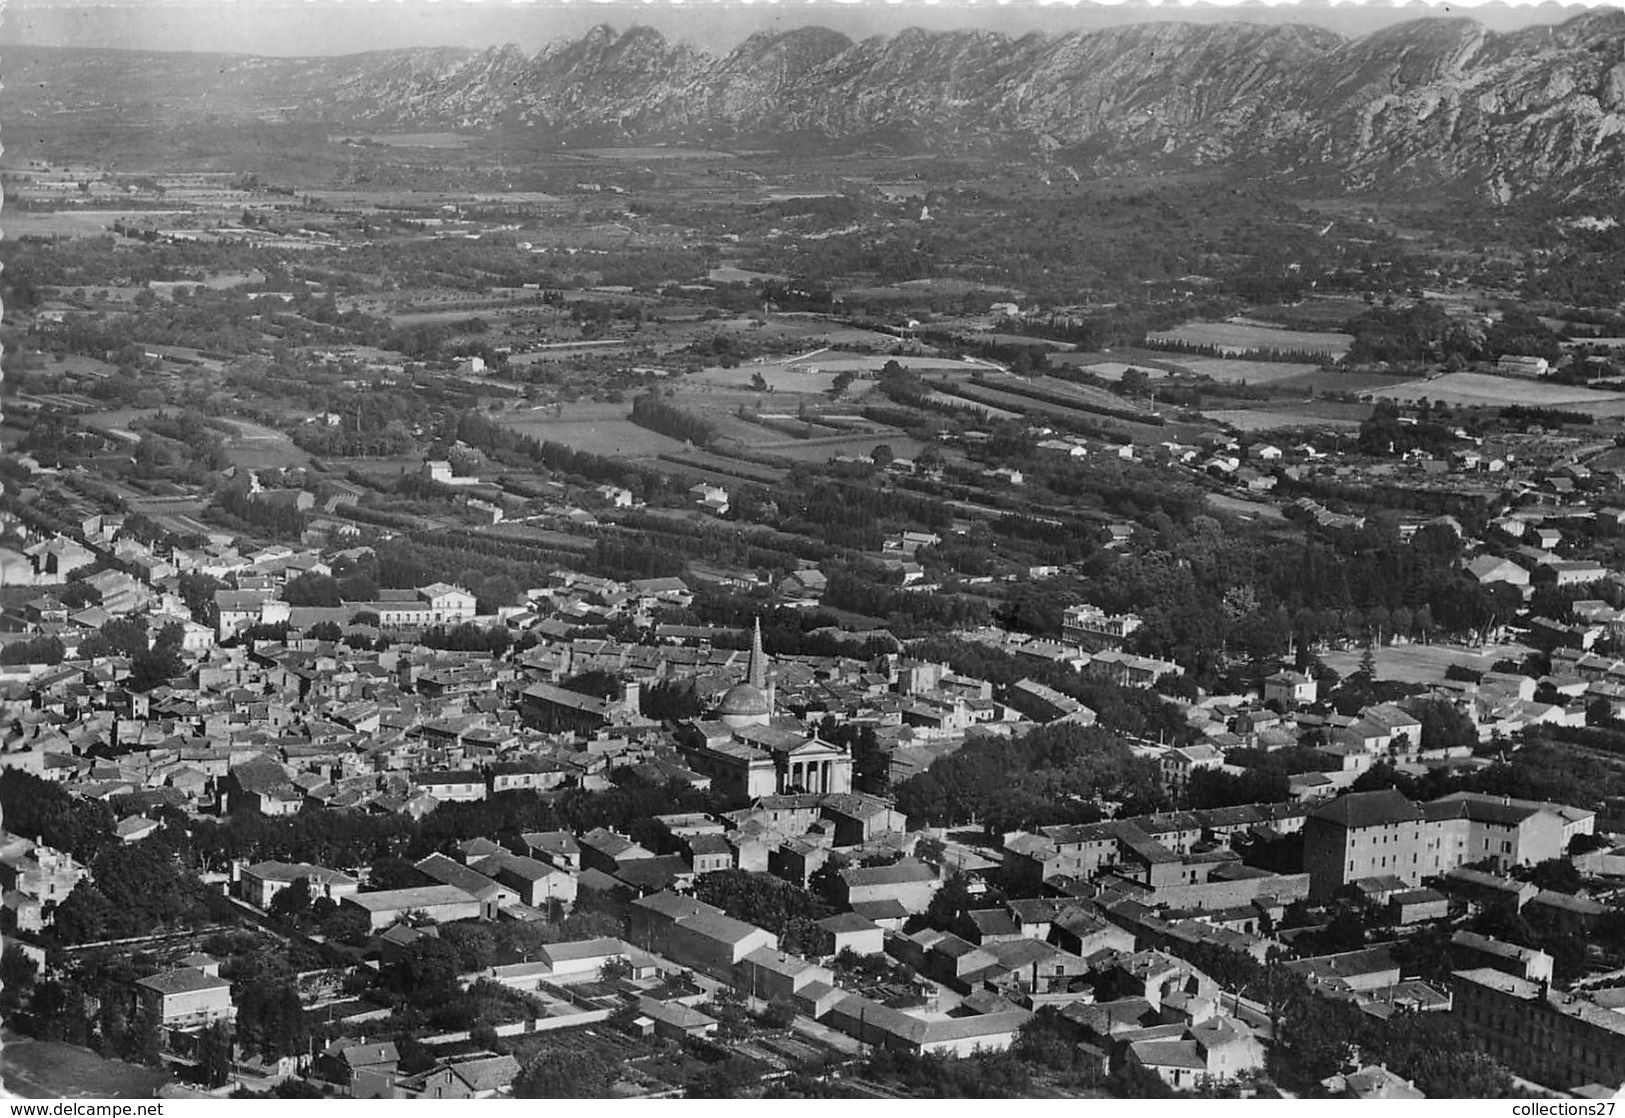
[
  {"xmin": 448, "ymin": 1054, "xmax": 519, "ymax": 1093},
  {"xmin": 136, "ymin": 967, "xmax": 230, "ymax": 996},
  {"xmin": 841, "ymin": 859, "xmax": 936, "ymax": 887},
  {"xmin": 1309, "ymin": 789, "xmax": 1424, "ymax": 830},
  {"xmin": 1129, "ymin": 1039, "xmax": 1207, "ymax": 1070},
  {"xmin": 344, "ymin": 884, "xmax": 475, "ymax": 911},
  {"xmin": 816, "ymin": 911, "xmax": 880, "ymax": 934},
  {"xmin": 415, "ymin": 852, "xmax": 503, "ymax": 898}
]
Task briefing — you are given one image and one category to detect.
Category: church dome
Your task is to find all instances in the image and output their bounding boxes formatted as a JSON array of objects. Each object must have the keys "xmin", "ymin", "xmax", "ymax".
[{"xmin": 715, "ymin": 681, "xmax": 771, "ymax": 719}]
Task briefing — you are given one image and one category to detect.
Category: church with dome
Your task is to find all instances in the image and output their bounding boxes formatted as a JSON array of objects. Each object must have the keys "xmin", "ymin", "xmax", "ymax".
[
  {"xmin": 677, "ymin": 619, "xmax": 854, "ymax": 801},
  {"xmin": 713, "ymin": 620, "xmax": 776, "ymax": 730}
]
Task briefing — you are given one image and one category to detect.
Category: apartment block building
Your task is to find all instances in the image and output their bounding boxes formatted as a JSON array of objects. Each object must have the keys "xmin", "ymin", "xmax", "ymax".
[
  {"xmin": 1454, "ymin": 968, "xmax": 1625, "ymax": 1092},
  {"xmin": 1061, "ymin": 604, "xmax": 1142, "ymax": 651},
  {"xmin": 1303, "ymin": 789, "xmax": 1595, "ymax": 901}
]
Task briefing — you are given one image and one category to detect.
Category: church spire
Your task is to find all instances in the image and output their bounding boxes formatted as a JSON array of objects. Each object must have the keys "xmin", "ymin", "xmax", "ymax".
[{"xmin": 748, "ymin": 616, "xmax": 767, "ymax": 689}]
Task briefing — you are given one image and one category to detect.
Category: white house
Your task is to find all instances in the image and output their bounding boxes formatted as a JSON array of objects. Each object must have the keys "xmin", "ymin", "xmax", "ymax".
[
  {"xmin": 1264, "ymin": 671, "xmax": 1317, "ymax": 707},
  {"xmin": 418, "ymin": 583, "xmax": 477, "ymax": 623},
  {"xmin": 689, "ymin": 484, "xmax": 730, "ymax": 515}
]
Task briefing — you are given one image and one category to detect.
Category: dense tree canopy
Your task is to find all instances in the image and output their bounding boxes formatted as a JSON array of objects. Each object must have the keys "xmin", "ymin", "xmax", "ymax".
[
  {"xmin": 513, "ymin": 1049, "xmax": 620, "ymax": 1098},
  {"xmin": 694, "ymin": 870, "xmax": 828, "ymax": 946},
  {"xmin": 895, "ymin": 722, "xmax": 1163, "ymax": 835}
]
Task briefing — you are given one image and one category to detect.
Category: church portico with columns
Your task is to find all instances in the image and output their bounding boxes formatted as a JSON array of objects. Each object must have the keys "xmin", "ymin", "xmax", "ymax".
[{"xmin": 779, "ymin": 738, "xmax": 851, "ymax": 795}]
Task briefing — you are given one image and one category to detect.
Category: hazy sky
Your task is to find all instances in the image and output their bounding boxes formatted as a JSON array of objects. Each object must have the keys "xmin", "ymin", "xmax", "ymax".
[{"xmin": 0, "ymin": 0, "xmax": 1602, "ymax": 56}]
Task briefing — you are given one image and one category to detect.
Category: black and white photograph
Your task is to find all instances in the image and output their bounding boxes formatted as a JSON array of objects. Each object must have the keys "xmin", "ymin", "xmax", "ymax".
[{"xmin": 2, "ymin": 0, "xmax": 1625, "ymax": 1102}]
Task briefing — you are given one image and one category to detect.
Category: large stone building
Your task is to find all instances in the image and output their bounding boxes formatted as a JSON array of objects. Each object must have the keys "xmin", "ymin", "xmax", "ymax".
[
  {"xmin": 1303, "ymin": 789, "xmax": 1594, "ymax": 901},
  {"xmin": 1454, "ymin": 968, "xmax": 1625, "ymax": 1091},
  {"xmin": 678, "ymin": 620, "xmax": 853, "ymax": 801}
]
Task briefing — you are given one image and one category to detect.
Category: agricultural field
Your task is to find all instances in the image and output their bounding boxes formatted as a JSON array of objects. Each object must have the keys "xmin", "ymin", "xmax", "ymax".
[
  {"xmin": 659, "ymin": 448, "xmax": 788, "ymax": 484},
  {"xmin": 1204, "ymin": 406, "xmax": 1365, "ymax": 432},
  {"xmin": 691, "ymin": 348, "xmax": 974, "ymax": 395},
  {"xmin": 1372, "ymin": 372, "xmax": 1625, "ymax": 409},
  {"xmin": 1247, "ymin": 296, "xmax": 1371, "ymax": 330},
  {"xmin": 707, "ymin": 265, "xmax": 787, "ymax": 284},
  {"xmin": 1057, "ymin": 359, "xmax": 1173, "ymax": 382},
  {"xmin": 958, "ymin": 332, "xmax": 1074, "ymax": 351},
  {"xmin": 322, "ymin": 454, "xmax": 426, "ymax": 481},
  {"xmin": 1586, "ymin": 447, "xmax": 1625, "ymax": 474},
  {"xmin": 1269, "ymin": 368, "xmax": 1416, "ymax": 396},
  {"xmin": 766, "ymin": 433, "xmax": 933, "ymax": 463},
  {"xmin": 81, "ymin": 407, "xmax": 163, "ymax": 433},
  {"xmin": 649, "ymin": 316, "xmax": 846, "ymax": 351},
  {"xmin": 768, "ymin": 350, "xmax": 975, "ymax": 375},
  {"xmin": 703, "ymin": 410, "xmax": 802, "ymax": 446},
  {"xmin": 937, "ymin": 381, "xmax": 1110, "ymax": 428},
  {"xmin": 794, "ymin": 322, "xmax": 911, "ymax": 348},
  {"xmin": 1146, "ymin": 319, "xmax": 1354, "ymax": 359},
  {"xmin": 1321, "ymin": 641, "xmax": 1534, "ymax": 685},
  {"xmin": 1021, "ymin": 374, "xmax": 1155, "ymax": 414},
  {"xmin": 927, "ymin": 376, "xmax": 1164, "ymax": 442},
  {"xmin": 690, "ymin": 361, "xmax": 849, "ymax": 395},
  {"xmin": 812, "ymin": 353, "xmax": 942, "ymax": 372},
  {"xmin": 1205, "ymin": 492, "xmax": 1288, "ymax": 521},
  {"xmin": 4, "ymin": 209, "xmax": 191, "ymax": 238},
  {"xmin": 300, "ymin": 188, "xmax": 497, "ymax": 209},
  {"xmin": 1167, "ymin": 357, "xmax": 1323, "ymax": 385},
  {"xmin": 212, "ymin": 417, "xmax": 313, "ymax": 470},
  {"xmin": 922, "ymin": 390, "xmax": 1023, "ymax": 419},
  {"xmin": 506, "ymin": 343, "xmax": 632, "ymax": 370},
  {"xmin": 499, "ymin": 402, "xmax": 691, "ymax": 458},
  {"xmin": 391, "ymin": 306, "xmax": 539, "ymax": 327},
  {"xmin": 481, "ymin": 525, "xmax": 597, "ymax": 553},
  {"xmin": 847, "ymin": 276, "xmax": 1021, "ymax": 298}
]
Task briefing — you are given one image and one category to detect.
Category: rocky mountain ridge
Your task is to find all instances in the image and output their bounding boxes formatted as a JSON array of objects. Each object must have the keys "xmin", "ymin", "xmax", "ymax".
[{"xmin": 11, "ymin": 11, "xmax": 1625, "ymax": 198}]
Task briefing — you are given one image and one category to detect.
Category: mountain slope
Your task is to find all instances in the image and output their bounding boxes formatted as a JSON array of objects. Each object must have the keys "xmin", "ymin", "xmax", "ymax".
[{"xmin": 8, "ymin": 11, "xmax": 1625, "ymax": 198}]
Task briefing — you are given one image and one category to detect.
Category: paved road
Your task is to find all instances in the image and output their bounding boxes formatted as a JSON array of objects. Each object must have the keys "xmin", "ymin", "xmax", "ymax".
[{"xmin": 1224, "ymin": 994, "xmax": 1275, "ymax": 1040}]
